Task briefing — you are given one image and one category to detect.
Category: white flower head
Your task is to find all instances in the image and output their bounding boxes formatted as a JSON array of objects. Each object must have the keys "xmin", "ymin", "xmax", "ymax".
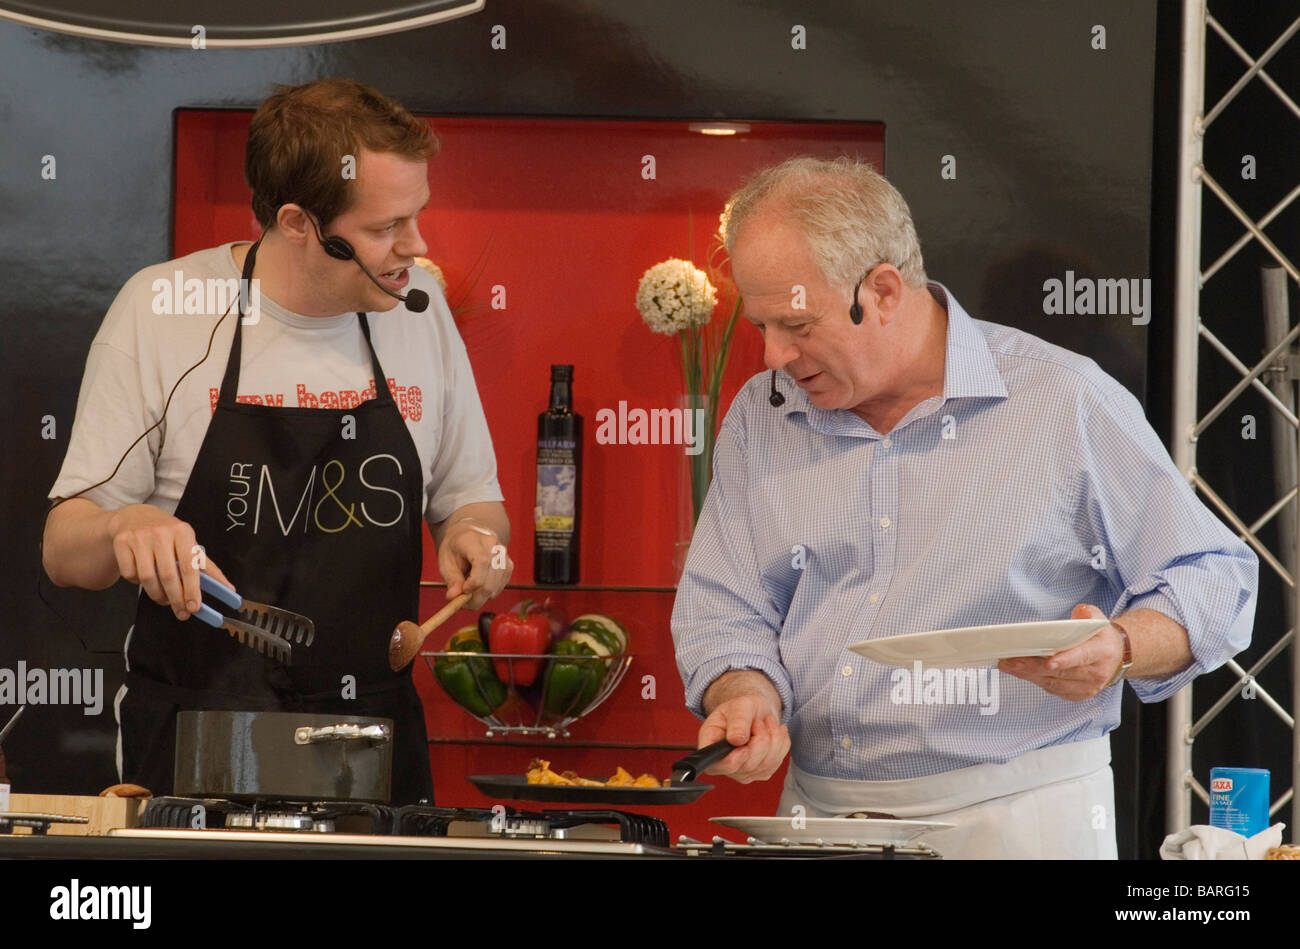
[
  {"xmin": 413, "ymin": 256, "xmax": 448, "ymax": 293},
  {"xmin": 636, "ymin": 258, "xmax": 717, "ymax": 335}
]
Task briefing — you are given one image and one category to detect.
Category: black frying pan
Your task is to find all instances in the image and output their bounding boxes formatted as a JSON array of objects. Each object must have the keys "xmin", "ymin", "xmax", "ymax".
[{"xmin": 468, "ymin": 739, "xmax": 735, "ymax": 805}]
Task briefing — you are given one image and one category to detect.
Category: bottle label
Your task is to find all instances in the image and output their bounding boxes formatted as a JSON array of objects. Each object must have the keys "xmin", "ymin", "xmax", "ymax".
[
  {"xmin": 535, "ymin": 458, "xmax": 576, "ymax": 533},
  {"xmin": 0, "ymin": 782, "xmax": 9, "ymax": 812}
]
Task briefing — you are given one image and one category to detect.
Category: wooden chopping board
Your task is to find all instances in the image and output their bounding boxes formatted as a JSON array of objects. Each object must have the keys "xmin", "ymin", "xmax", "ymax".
[{"xmin": 3, "ymin": 793, "xmax": 146, "ymax": 836}]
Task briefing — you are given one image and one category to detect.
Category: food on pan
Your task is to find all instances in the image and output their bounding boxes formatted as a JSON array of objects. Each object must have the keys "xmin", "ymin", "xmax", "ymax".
[
  {"xmin": 605, "ymin": 766, "xmax": 663, "ymax": 788},
  {"xmin": 605, "ymin": 767, "xmax": 636, "ymax": 786},
  {"xmin": 525, "ymin": 758, "xmax": 667, "ymax": 787},
  {"xmin": 560, "ymin": 771, "xmax": 605, "ymax": 788}
]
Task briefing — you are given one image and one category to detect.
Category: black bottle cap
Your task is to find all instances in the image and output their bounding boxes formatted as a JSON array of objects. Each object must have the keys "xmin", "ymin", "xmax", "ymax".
[{"xmin": 550, "ymin": 365, "xmax": 573, "ymax": 381}]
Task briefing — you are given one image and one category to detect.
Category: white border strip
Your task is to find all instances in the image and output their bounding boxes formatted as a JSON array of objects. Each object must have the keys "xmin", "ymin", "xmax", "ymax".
[{"xmin": 0, "ymin": 0, "xmax": 483, "ymax": 48}]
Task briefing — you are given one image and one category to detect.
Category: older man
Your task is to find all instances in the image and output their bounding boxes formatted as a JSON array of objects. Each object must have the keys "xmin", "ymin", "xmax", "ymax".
[{"xmin": 671, "ymin": 157, "xmax": 1257, "ymax": 858}]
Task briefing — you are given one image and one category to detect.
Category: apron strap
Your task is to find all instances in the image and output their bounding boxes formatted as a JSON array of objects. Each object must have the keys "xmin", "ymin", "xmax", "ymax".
[
  {"xmin": 216, "ymin": 240, "xmax": 395, "ymax": 408},
  {"xmin": 356, "ymin": 314, "xmax": 394, "ymax": 401},
  {"xmin": 216, "ymin": 238, "xmax": 260, "ymax": 409}
]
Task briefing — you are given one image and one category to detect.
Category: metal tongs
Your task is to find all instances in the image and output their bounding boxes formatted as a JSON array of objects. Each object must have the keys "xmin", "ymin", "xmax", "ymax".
[{"xmin": 192, "ymin": 572, "xmax": 315, "ymax": 663}]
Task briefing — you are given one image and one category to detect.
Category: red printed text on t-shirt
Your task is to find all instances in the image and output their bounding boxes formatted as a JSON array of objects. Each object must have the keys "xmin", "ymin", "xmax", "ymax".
[{"xmin": 208, "ymin": 379, "xmax": 422, "ymax": 420}]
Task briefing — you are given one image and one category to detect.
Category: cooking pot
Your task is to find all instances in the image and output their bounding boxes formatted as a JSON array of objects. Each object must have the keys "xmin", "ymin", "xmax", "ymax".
[{"xmin": 174, "ymin": 710, "xmax": 394, "ymax": 803}]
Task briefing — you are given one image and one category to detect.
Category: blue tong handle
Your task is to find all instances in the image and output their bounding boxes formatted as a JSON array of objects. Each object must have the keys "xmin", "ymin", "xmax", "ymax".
[{"xmin": 191, "ymin": 572, "xmax": 242, "ymax": 628}]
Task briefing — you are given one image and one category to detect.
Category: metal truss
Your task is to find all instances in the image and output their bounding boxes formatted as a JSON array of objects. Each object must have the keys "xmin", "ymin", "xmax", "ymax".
[{"xmin": 1172, "ymin": 3, "xmax": 1300, "ymax": 837}]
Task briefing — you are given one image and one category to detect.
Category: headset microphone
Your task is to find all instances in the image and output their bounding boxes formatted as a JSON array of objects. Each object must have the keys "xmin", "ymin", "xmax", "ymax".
[
  {"xmin": 768, "ymin": 370, "xmax": 785, "ymax": 407},
  {"xmin": 309, "ymin": 214, "xmax": 429, "ymax": 313}
]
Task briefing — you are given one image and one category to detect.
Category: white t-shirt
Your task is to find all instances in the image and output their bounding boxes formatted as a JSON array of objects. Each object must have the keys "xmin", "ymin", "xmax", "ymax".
[{"xmin": 50, "ymin": 242, "xmax": 504, "ymax": 526}]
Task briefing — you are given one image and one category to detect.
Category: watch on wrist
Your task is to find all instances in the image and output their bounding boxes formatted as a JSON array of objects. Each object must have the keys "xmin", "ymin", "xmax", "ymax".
[{"xmin": 1104, "ymin": 619, "xmax": 1133, "ymax": 688}]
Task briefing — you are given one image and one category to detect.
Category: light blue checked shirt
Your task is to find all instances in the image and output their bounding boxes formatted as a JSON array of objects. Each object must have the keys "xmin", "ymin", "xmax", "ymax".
[{"xmin": 672, "ymin": 283, "xmax": 1258, "ymax": 781}]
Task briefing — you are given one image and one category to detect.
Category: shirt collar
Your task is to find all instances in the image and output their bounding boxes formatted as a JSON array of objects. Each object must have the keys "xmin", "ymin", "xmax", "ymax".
[
  {"xmin": 220, "ymin": 241, "xmax": 356, "ymax": 331},
  {"xmin": 780, "ymin": 280, "xmax": 1009, "ymax": 431}
]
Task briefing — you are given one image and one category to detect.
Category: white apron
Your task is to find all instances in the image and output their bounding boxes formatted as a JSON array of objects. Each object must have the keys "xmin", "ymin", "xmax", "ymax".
[{"xmin": 776, "ymin": 736, "xmax": 1117, "ymax": 859}]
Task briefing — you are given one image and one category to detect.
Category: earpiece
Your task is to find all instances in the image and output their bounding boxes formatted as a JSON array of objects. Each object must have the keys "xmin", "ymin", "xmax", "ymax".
[
  {"xmin": 849, "ymin": 264, "xmax": 884, "ymax": 325},
  {"xmin": 304, "ymin": 209, "xmax": 428, "ymax": 313},
  {"xmin": 320, "ymin": 234, "xmax": 355, "ymax": 261}
]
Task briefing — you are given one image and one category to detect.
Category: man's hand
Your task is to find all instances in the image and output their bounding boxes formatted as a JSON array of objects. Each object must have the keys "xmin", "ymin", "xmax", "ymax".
[
  {"xmin": 698, "ymin": 694, "xmax": 791, "ymax": 784},
  {"xmin": 107, "ymin": 503, "xmax": 233, "ymax": 621},
  {"xmin": 997, "ymin": 603, "xmax": 1124, "ymax": 701},
  {"xmin": 437, "ymin": 519, "xmax": 512, "ymax": 611}
]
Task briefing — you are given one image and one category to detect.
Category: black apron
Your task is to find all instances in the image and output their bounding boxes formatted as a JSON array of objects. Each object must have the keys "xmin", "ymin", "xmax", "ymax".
[{"xmin": 119, "ymin": 241, "xmax": 434, "ymax": 804}]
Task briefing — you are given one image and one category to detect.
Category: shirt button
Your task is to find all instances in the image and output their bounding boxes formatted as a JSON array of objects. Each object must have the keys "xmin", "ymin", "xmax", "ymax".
[
  {"xmin": 880, "ymin": 516, "xmax": 891, "ymax": 529},
  {"xmin": 881, "ymin": 437, "xmax": 892, "ymax": 450},
  {"xmin": 869, "ymin": 592, "xmax": 880, "ymax": 604},
  {"xmin": 840, "ymin": 737, "xmax": 853, "ymax": 749},
  {"xmin": 841, "ymin": 665, "xmax": 853, "ymax": 677}
]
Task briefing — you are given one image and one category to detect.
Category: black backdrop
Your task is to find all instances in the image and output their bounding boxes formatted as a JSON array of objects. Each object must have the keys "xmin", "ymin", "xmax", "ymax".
[{"xmin": 0, "ymin": 0, "xmax": 1291, "ymax": 860}]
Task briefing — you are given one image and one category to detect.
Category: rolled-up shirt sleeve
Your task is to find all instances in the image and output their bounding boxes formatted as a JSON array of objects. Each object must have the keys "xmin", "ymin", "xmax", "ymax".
[
  {"xmin": 672, "ymin": 393, "xmax": 794, "ymax": 722},
  {"xmin": 1077, "ymin": 381, "xmax": 1259, "ymax": 702}
]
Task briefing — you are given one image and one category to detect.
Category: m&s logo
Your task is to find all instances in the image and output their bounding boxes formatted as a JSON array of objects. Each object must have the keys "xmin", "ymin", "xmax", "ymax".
[{"xmin": 225, "ymin": 455, "xmax": 406, "ymax": 536}]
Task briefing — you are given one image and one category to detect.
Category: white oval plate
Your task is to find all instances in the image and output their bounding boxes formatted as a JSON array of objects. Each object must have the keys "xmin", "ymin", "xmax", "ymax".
[
  {"xmin": 710, "ymin": 815, "xmax": 955, "ymax": 847},
  {"xmin": 847, "ymin": 618, "xmax": 1109, "ymax": 669}
]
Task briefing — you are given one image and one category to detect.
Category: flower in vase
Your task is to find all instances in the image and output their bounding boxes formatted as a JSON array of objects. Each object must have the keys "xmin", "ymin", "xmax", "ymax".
[
  {"xmin": 413, "ymin": 256, "xmax": 449, "ymax": 293},
  {"xmin": 635, "ymin": 258, "xmax": 718, "ymax": 335}
]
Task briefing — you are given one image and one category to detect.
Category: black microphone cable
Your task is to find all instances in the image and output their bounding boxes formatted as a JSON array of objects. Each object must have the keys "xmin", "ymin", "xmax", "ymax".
[
  {"xmin": 769, "ymin": 370, "xmax": 785, "ymax": 407},
  {"xmin": 38, "ymin": 295, "xmax": 239, "ymax": 654}
]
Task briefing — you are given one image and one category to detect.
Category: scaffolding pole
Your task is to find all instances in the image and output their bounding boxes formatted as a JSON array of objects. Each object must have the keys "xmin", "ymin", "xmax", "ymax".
[
  {"xmin": 1172, "ymin": 1, "xmax": 1300, "ymax": 842},
  {"xmin": 1169, "ymin": 0, "xmax": 1206, "ymax": 836}
]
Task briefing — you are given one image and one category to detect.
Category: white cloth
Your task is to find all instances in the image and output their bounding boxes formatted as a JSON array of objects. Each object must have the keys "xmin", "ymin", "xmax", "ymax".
[
  {"xmin": 1159, "ymin": 823, "xmax": 1284, "ymax": 860},
  {"xmin": 776, "ymin": 736, "xmax": 1116, "ymax": 859},
  {"xmin": 50, "ymin": 242, "xmax": 503, "ymax": 526}
]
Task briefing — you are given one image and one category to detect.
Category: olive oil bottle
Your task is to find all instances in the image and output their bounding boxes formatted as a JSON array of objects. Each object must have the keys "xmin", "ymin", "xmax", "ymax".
[{"xmin": 534, "ymin": 365, "xmax": 583, "ymax": 584}]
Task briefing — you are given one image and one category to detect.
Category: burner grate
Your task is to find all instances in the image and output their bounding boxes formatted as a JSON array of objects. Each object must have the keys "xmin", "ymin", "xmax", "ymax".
[
  {"xmin": 140, "ymin": 798, "xmax": 669, "ymax": 845},
  {"xmin": 393, "ymin": 805, "xmax": 669, "ymax": 846},
  {"xmin": 141, "ymin": 796, "xmax": 396, "ymax": 834}
]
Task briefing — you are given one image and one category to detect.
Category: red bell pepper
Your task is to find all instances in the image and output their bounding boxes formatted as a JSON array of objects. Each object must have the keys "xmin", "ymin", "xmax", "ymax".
[{"xmin": 487, "ymin": 600, "xmax": 552, "ymax": 686}]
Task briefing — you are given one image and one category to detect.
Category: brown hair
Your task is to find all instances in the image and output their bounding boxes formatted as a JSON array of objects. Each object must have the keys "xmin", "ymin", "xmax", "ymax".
[{"xmin": 245, "ymin": 78, "xmax": 439, "ymax": 230}]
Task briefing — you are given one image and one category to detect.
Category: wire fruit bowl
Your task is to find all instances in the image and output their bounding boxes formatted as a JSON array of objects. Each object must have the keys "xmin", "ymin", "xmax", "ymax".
[{"xmin": 423, "ymin": 650, "xmax": 633, "ymax": 738}]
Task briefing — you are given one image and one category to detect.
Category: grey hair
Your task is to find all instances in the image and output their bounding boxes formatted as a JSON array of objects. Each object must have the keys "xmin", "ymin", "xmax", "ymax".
[{"xmin": 721, "ymin": 156, "xmax": 927, "ymax": 290}]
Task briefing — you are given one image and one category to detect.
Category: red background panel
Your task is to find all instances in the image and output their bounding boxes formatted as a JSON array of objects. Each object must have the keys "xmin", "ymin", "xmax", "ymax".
[{"xmin": 173, "ymin": 111, "xmax": 882, "ymax": 840}]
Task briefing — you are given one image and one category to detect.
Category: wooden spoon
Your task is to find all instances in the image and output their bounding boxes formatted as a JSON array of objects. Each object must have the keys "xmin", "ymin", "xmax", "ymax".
[{"xmin": 388, "ymin": 592, "xmax": 472, "ymax": 671}]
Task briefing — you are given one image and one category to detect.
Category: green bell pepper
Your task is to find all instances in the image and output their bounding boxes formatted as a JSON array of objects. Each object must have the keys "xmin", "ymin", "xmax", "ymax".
[
  {"xmin": 434, "ymin": 626, "xmax": 508, "ymax": 717},
  {"xmin": 542, "ymin": 638, "xmax": 604, "ymax": 716}
]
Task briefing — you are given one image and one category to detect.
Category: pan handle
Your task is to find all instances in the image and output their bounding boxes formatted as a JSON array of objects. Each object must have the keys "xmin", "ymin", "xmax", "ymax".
[
  {"xmin": 670, "ymin": 739, "xmax": 737, "ymax": 783},
  {"xmin": 293, "ymin": 724, "xmax": 392, "ymax": 745}
]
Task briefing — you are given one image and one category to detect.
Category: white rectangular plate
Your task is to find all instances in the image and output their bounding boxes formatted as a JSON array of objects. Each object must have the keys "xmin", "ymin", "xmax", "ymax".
[{"xmin": 847, "ymin": 618, "xmax": 1109, "ymax": 668}]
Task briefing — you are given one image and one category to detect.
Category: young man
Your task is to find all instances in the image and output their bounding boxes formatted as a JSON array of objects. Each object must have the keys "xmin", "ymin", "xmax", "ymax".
[{"xmin": 43, "ymin": 79, "xmax": 511, "ymax": 804}]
